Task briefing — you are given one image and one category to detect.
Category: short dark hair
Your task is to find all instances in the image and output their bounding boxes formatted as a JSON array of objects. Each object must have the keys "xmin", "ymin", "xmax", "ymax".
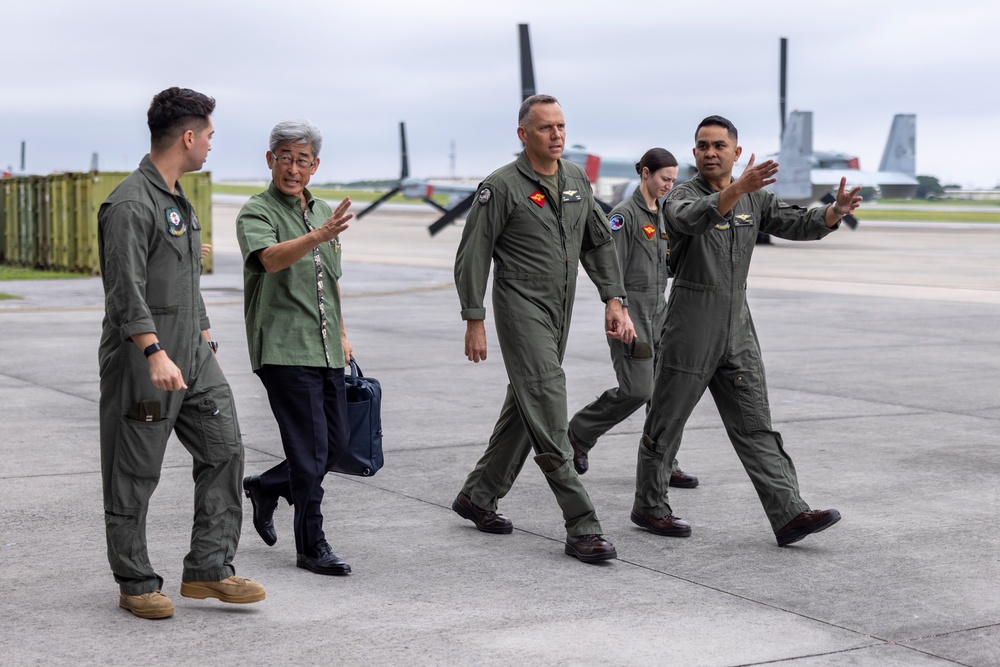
[
  {"xmin": 695, "ymin": 115, "xmax": 738, "ymax": 143},
  {"xmin": 635, "ymin": 148, "xmax": 678, "ymax": 175},
  {"xmin": 148, "ymin": 87, "xmax": 216, "ymax": 151},
  {"xmin": 518, "ymin": 94, "xmax": 559, "ymax": 126}
]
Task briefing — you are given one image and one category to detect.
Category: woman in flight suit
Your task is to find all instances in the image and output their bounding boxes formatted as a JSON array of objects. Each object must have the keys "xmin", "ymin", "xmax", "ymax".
[{"xmin": 569, "ymin": 148, "xmax": 698, "ymax": 493}]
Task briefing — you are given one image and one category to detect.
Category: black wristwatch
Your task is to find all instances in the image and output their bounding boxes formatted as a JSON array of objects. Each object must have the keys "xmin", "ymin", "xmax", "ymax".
[
  {"xmin": 208, "ymin": 341, "xmax": 219, "ymax": 353},
  {"xmin": 143, "ymin": 342, "xmax": 164, "ymax": 358}
]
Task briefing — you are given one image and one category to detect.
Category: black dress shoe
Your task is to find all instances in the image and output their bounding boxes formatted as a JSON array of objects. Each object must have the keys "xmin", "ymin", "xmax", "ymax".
[
  {"xmin": 243, "ymin": 475, "xmax": 278, "ymax": 546},
  {"xmin": 565, "ymin": 534, "xmax": 617, "ymax": 562},
  {"xmin": 452, "ymin": 492, "xmax": 513, "ymax": 534},
  {"xmin": 669, "ymin": 469, "xmax": 699, "ymax": 489},
  {"xmin": 630, "ymin": 510, "xmax": 692, "ymax": 537},
  {"xmin": 297, "ymin": 540, "xmax": 351, "ymax": 575},
  {"xmin": 775, "ymin": 509, "xmax": 841, "ymax": 547},
  {"xmin": 569, "ymin": 431, "xmax": 589, "ymax": 475}
]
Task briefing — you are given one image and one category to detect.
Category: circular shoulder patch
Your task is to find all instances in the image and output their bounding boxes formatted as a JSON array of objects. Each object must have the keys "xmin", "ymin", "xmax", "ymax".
[
  {"xmin": 609, "ymin": 213, "xmax": 625, "ymax": 231},
  {"xmin": 666, "ymin": 186, "xmax": 690, "ymax": 201},
  {"xmin": 477, "ymin": 187, "xmax": 492, "ymax": 205}
]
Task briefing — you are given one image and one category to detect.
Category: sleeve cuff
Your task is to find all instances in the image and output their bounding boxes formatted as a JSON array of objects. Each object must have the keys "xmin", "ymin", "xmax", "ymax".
[
  {"xmin": 461, "ymin": 307, "xmax": 487, "ymax": 321},
  {"xmin": 120, "ymin": 320, "xmax": 156, "ymax": 342}
]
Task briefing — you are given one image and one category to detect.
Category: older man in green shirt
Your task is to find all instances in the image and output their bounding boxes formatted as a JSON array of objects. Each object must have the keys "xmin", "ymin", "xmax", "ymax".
[{"xmin": 237, "ymin": 119, "xmax": 354, "ymax": 576}]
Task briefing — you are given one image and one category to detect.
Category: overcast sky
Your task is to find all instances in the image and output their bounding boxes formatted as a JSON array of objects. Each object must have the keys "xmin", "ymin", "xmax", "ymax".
[{"xmin": 3, "ymin": 0, "xmax": 998, "ymax": 188}]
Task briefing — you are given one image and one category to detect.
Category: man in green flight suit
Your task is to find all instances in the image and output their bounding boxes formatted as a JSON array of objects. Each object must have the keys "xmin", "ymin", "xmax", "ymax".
[
  {"xmin": 451, "ymin": 94, "xmax": 635, "ymax": 563},
  {"xmin": 98, "ymin": 88, "xmax": 265, "ymax": 619},
  {"xmin": 633, "ymin": 115, "xmax": 861, "ymax": 546}
]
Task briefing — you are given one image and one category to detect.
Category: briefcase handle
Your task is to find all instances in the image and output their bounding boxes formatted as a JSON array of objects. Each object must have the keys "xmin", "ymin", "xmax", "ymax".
[{"xmin": 348, "ymin": 356, "xmax": 366, "ymax": 380}]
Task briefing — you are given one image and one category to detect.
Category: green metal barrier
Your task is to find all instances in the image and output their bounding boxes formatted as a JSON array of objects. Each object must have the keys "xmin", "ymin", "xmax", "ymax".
[{"xmin": 0, "ymin": 170, "xmax": 212, "ymax": 274}]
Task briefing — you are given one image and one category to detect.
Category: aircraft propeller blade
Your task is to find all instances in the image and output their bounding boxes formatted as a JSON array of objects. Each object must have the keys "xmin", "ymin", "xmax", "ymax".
[
  {"xmin": 356, "ymin": 186, "xmax": 402, "ymax": 219},
  {"xmin": 427, "ymin": 192, "xmax": 477, "ymax": 236},
  {"xmin": 356, "ymin": 121, "xmax": 412, "ymax": 220},
  {"xmin": 422, "ymin": 197, "xmax": 448, "ymax": 214},
  {"xmin": 779, "ymin": 37, "xmax": 787, "ymax": 137},
  {"xmin": 518, "ymin": 24, "xmax": 535, "ymax": 101},
  {"xmin": 820, "ymin": 192, "xmax": 858, "ymax": 229},
  {"xmin": 399, "ymin": 121, "xmax": 409, "ymax": 180}
]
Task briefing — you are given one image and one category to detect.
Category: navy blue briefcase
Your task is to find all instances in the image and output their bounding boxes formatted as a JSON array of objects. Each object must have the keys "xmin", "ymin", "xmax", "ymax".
[{"xmin": 330, "ymin": 357, "xmax": 384, "ymax": 477}]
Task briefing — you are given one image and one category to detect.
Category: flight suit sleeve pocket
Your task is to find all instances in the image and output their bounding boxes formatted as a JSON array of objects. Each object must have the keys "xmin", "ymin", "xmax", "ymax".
[{"xmin": 585, "ymin": 206, "xmax": 613, "ymax": 248}]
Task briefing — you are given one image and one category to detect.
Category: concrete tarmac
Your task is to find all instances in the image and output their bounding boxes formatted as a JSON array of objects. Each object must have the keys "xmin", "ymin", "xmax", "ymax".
[{"xmin": 1, "ymin": 199, "xmax": 998, "ymax": 666}]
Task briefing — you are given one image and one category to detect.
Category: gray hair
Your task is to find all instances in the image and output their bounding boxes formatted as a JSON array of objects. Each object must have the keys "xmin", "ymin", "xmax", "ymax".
[
  {"xmin": 269, "ymin": 119, "xmax": 323, "ymax": 156},
  {"xmin": 517, "ymin": 94, "xmax": 559, "ymax": 126}
]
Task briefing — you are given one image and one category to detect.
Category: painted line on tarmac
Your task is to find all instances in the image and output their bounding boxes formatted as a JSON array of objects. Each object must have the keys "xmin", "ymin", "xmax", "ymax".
[{"xmin": 0, "ymin": 283, "xmax": 456, "ymax": 313}]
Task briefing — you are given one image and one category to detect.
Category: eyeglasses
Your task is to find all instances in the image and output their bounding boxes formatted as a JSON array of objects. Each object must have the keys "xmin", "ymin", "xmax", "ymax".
[{"xmin": 273, "ymin": 154, "xmax": 315, "ymax": 169}]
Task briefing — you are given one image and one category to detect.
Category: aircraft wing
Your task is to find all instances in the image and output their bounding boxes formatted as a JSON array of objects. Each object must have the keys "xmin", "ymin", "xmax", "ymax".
[{"xmin": 811, "ymin": 169, "xmax": 918, "ymax": 188}]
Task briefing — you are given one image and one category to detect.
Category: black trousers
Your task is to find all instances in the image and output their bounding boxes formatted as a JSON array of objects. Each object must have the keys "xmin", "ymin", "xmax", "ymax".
[{"xmin": 254, "ymin": 365, "xmax": 348, "ymax": 556}]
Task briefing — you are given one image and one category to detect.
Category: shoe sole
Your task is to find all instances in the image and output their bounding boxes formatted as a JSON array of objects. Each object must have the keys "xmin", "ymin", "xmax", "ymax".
[
  {"xmin": 296, "ymin": 561, "xmax": 352, "ymax": 576},
  {"xmin": 119, "ymin": 598, "xmax": 174, "ymax": 619},
  {"xmin": 564, "ymin": 544, "xmax": 617, "ymax": 563},
  {"xmin": 630, "ymin": 510, "xmax": 692, "ymax": 537},
  {"xmin": 776, "ymin": 511, "xmax": 842, "ymax": 547},
  {"xmin": 452, "ymin": 499, "xmax": 513, "ymax": 534},
  {"xmin": 180, "ymin": 582, "xmax": 266, "ymax": 604},
  {"xmin": 243, "ymin": 481, "xmax": 278, "ymax": 547}
]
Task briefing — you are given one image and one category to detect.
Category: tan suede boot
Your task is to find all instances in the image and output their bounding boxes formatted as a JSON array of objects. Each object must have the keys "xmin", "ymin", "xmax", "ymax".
[
  {"xmin": 180, "ymin": 576, "xmax": 265, "ymax": 604},
  {"xmin": 119, "ymin": 590, "xmax": 174, "ymax": 619}
]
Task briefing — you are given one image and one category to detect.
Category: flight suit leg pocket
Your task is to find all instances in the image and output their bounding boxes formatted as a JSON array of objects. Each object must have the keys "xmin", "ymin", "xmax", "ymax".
[
  {"xmin": 115, "ymin": 416, "xmax": 171, "ymax": 483},
  {"xmin": 520, "ymin": 367, "xmax": 568, "ymax": 436},
  {"xmin": 733, "ymin": 372, "xmax": 771, "ymax": 432},
  {"xmin": 194, "ymin": 396, "xmax": 241, "ymax": 463}
]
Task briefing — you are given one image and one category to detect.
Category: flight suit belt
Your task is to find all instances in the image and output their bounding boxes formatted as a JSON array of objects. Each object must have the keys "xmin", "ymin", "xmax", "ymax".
[
  {"xmin": 494, "ymin": 269, "xmax": 556, "ymax": 282},
  {"xmin": 672, "ymin": 278, "xmax": 747, "ymax": 292}
]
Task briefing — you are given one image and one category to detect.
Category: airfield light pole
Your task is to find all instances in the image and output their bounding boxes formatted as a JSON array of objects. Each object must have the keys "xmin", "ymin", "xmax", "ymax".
[{"xmin": 20, "ymin": 141, "xmax": 25, "ymax": 172}]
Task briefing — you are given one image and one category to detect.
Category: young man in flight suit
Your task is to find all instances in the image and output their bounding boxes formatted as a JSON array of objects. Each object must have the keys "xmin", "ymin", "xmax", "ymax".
[
  {"xmin": 633, "ymin": 115, "xmax": 861, "ymax": 546},
  {"xmin": 452, "ymin": 94, "xmax": 635, "ymax": 563},
  {"xmin": 98, "ymin": 87, "xmax": 265, "ymax": 619}
]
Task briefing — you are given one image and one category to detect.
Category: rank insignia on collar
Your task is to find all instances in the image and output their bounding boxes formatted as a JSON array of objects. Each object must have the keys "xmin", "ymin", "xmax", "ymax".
[
  {"xmin": 528, "ymin": 191, "xmax": 546, "ymax": 207},
  {"xmin": 734, "ymin": 213, "xmax": 755, "ymax": 226},
  {"xmin": 561, "ymin": 189, "xmax": 582, "ymax": 202},
  {"xmin": 609, "ymin": 214, "xmax": 625, "ymax": 231},
  {"xmin": 642, "ymin": 224, "xmax": 656, "ymax": 240},
  {"xmin": 165, "ymin": 207, "xmax": 186, "ymax": 236}
]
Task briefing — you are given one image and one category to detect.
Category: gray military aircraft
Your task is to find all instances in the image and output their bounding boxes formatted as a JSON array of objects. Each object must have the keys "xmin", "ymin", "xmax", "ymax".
[{"xmin": 770, "ymin": 37, "xmax": 917, "ymax": 206}]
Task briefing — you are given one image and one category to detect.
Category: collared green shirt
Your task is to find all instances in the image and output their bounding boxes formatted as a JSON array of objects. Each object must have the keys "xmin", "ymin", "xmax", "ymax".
[{"xmin": 236, "ymin": 182, "xmax": 344, "ymax": 371}]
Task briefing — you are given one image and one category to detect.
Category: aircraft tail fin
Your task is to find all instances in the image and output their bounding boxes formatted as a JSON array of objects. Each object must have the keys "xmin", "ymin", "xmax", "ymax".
[
  {"xmin": 772, "ymin": 110, "xmax": 813, "ymax": 201},
  {"xmin": 878, "ymin": 114, "xmax": 916, "ymax": 175}
]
